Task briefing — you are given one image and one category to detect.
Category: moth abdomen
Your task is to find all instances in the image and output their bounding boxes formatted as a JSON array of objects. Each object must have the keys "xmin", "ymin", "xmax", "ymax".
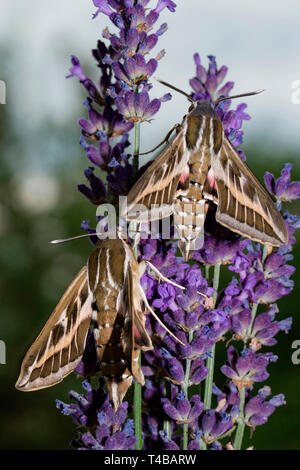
[
  {"xmin": 174, "ymin": 194, "xmax": 209, "ymax": 260},
  {"xmin": 93, "ymin": 305, "xmax": 141, "ymax": 410}
]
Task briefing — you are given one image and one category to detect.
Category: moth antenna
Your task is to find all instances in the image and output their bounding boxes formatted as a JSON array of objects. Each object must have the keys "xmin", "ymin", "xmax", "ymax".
[
  {"xmin": 51, "ymin": 233, "xmax": 101, "ymax": 244},
  {"xmin": 155, "ymin": 77, "xmax": 195, "ymax": 103},
  {"xmin": 214, "ymin": 89, "xmax": 265, "ymax": 104},
  {"xmin": 138, "ymin": 286, "xmax": 185, "ymax": 346},
  {"xmin": 50, "ymin": 230, "xmax": 127, "ymax": 244}
]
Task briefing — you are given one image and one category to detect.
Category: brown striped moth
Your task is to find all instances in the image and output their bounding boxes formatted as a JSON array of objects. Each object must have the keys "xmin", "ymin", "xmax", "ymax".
[
  {"xmin": 123, "ymin": 81, "xmax": 288, "ymax": 260},
  {"xmin": 15, "ymin": 237, "xmax": 190, "ymax": 410}
]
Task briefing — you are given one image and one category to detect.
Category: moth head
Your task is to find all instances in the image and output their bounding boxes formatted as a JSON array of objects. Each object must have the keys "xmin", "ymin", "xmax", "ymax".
[
  {"xmin": 155, "ymin": 78, "xmax": 264, "ymax": 112},
  {"xmin": 194, "ymin": 99, "xmax": 215, "ymax": 109},
  {"xmin": 187, "ymin": 98, "xmax": 213, "ymax": 112}
]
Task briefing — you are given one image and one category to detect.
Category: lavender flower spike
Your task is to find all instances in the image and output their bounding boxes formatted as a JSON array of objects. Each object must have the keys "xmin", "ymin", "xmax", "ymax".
[{"xmin": 56, "ymin": 0, "xmax": 300, "ymax": 452}]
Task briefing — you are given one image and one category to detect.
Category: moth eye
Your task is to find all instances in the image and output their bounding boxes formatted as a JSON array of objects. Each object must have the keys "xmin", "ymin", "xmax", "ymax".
[{"xmin": 188, "ymin": 103, "xmax": 195, "ymax": 112}]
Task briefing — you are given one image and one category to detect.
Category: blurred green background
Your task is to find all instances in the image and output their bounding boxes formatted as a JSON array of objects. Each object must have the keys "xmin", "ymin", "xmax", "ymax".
[{"xmin": 1, "ymin": 0, "xmax": 300, "ymax": 450}]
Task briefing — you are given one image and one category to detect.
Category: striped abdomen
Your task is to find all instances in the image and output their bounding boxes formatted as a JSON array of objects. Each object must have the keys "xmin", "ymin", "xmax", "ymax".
[
  {"xmin": 174, "ymin": 115, "xmax": 215, "ymax": 259},
  {"xmin": 94, "ymin": 297, "xmax": 139, "ymax": 410},
  {"xmin": 87, "ymin": 239, "xmax": 142, "ymax": 410}
]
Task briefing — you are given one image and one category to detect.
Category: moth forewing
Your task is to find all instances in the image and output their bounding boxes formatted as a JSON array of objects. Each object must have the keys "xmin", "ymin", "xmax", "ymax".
[
  {"xmin": 123, "ymin": 128, "xmax": 188, "ymax": 222},
  {"xmin": 15, "ymin": 266, "xmax": 93, "ymax": 391},
  {"xmin": 212, "ymin": 136, "xmax": 288, "ymax": 246}
]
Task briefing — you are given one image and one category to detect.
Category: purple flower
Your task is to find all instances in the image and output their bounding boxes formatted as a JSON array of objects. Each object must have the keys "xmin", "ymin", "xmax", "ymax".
[
  {"xmin": 152, "ymin": 283, "xmax": 178, "ymax": 312},
  {"xmin": 78, "ymin": 167, "xmax": 107, "ymax": 205},
  {"xmin": 264, "ymin": 252, "xmax": 295, "ymax": 280},
  {"xmin": 68, "ymin": 56, "xmax": 104, "ymax": 105},
  {"xmin": 189, "ymin": 358, "xmax": 208, "ymax": 385},
  {"xmin": 264, "ymin": 164, "xmax": 300, "ymax": 202},
  {"xmin": 60, "ymin": 0, "xmax": 300, "ymax": 450},
  {"xmin": 212, "ymin": 382, "xmax": 240, "ymax": 419},
  {"xmin": 159, "ymin": 430, "xmax": 179, "ymax": 450},
  {"xmin": 201, "ymin": 410, "xmax": 234, "ymax": 443},
  {"xmin": 107, "ymin": 162, "xmax": 133, "ymax": 200},
  {"xmin": 162, "ymin": 392, "xmax": 203, "ymax": 424},
  {"xmin": 115, "ymin": 90, "xmax": 170, "ymax": 122},
  {"xmin": 80, "ymin": 133, "xmax": 130, "ymax": 173},
  {"xmin": 92, "ymin": 0, "xmax": 114, "ymax": 18},
  {"xmin": 190, "ymin": 54, "xmax": 233, "ymax": 102},
  {"xmin": 154, "ymin": 0, "xmax": 177, "ymax": 14},
  {"xmin": 79, "ymin": 101, "xmax": 134, "ymax": 139},
  {"xmin": 247, "ymin": 305, "xmax": 292, "ymax": 351},
  {"xmin": 112, "ymin": 55, "xmax": 157, "ymax": 85},
  {"xmin": 230, "ymin": 309, "xmax": 252, "ymax": 340},
  {"xmin": 190, "ymin": 54, "xmax": 250, "ymax": 149},
  {"xmin": 228, "ymin": 240, "xmax": 295, "ymax": 306},
  {"xmin": 193, "ymin": 234, "xmax": 243, "ymax": 266},
  {"xmin": 254, "ymin": 279, "xmax": 293, "ymax": 304},
  {"xmin": 244, "ymin": 387, "xmax": 286, "ymax": 428},
  {"xmin": 221, "ymin": 346, "xmax": 277, "ymax": 390},
  {"xmin": 57, "ymin": 380, "xmax": 136, "ymax": 450}
]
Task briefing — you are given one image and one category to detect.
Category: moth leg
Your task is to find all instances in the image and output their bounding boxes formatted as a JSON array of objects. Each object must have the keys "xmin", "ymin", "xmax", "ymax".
[
  {"xmin": 145, "ymin": 261, "xmax": 185, "ymax": 290},
  {"xmin": 138, "ymin": 285, "xmax": 185, "ymax": 346},
  {"xmin": 134, "ymin": 123, "xmax": 182, "ymax": 156},
  {"xmin": 138, "ymin": 260, "xmax": 147, "ymax": 278},
  {"xmin": 145, "ymin": 260, "xmax": 208, "ymax": 300}
]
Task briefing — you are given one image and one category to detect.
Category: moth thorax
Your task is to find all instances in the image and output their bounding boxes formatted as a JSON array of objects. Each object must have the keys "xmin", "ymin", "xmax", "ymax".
[{"xmin": 192, "ymin": 101, "xmax": 217, "ymax": 118}]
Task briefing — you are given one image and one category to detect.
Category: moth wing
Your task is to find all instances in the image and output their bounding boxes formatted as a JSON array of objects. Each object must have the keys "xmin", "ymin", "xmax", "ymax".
[
  {"xmin": 211, "ymin": 136, "xmax": 288, "ymax": 245},
  {"xmin": 16, "ymin": 266, "xmax": 93, "ymax": 391},
  {"xmin": 123, "ymin": 129, "xmax": 189, "ymax": 222},
  {"xmin": 121, "ymin": 262, "xmax": 152, "ymax": 384}
]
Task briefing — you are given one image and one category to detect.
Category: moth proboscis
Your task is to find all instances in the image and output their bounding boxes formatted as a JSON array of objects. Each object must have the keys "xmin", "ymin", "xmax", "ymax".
[{"xmin": 123, "ymin": 81, "xmax": 288, "ymax": 260}]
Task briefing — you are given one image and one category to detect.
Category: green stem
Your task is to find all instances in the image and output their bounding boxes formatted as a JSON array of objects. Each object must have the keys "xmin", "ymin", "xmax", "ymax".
[
  {"xmin": 132, "ymin": 118, "xmax": 142, "ymax": 450},
  {"xmin": 262, "ymin": 244, "xmax": 268, "ymax": 264},
  {"xmin": 205, "ymin": 265, "xmax": 210, "ymax": 282},
  {"xmin": 233, "ymin": 387, "xmax": 246, "ymax": 450},
  {"xmin": 163, "ymin": 382, "xmax": 172, "ymax": 440},
  {"xmin": 203, "ymin": 263, "xmax": 221, "ymax": 411},
  {"xmin": 246, "ymin": 302, "xmax": 258, "ymax": 341},
  {"xmin": 244, "ymin": 244, "xmax": 266, "ymax": 341},
  {"xmin": 182, "ymin": 331, "xmax": 193, "ymax": 450},
  {"xmin": 238, "ymin": 298, "xmax": 259, "ymax": 448},
  {"xmin": 199, "ymin": 439, "xmax": 207, "ymax": 450},
  {"xmin": 212, "ymin": 263, "xmax": 221, "ymax": 305},
  {"xmin": 236, "ymin": 244, "xmax": 267, "ymax": 449},
  {"xmin": 133, "ymin": 121, "xmax": 140, "ymax": 180},
  {"xmin": 164, "ymin": 418, "xmax": 172, "ymax": 441},
  {"xmin": 134, "ymin": 354, "xmax": 143, "ymax": 450}
]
